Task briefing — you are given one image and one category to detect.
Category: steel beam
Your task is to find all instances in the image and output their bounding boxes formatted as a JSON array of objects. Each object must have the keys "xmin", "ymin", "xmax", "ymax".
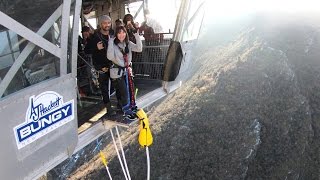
[
  {"xmin": 71, "ymin": 0, "xmax": 83, "ymax": 77},
  {"xmin": 60, "ymin": 0, "xmax": 72, "ymax": 75},
  {"xmin": 0, "ymin": 5, "xmax": 63, "ymax": 97}
]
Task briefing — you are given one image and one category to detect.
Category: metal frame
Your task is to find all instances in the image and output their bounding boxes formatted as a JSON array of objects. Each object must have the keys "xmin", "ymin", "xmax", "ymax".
[
  {"xmin": 82, "ymin": 15, "xmax": 96, "ymax": 31},
  {"xmin": 172, "ymin": 0, "xmax": 205, "ymax": 42},
  {"xmin": 72, "ymin": 0, "xmax": 83, "ymax": 77},
  {"xmin": 144, "ymin": 0, "xmax": 149, "ymax": 10},
  {"xmin": 0, "ymin": 0, "xmax": 78, "ymax": 97},
  {"xmin": 0, "ymin": 5, "xmax": 63, "ymax": 97},
  {"xmin": 0, "ymin": 0, "xmax": 191, "ymax": 178},
  {"xmin": 172, "ymin": 0, "xmax": 191, "ymax": 42},
  {"xmin": 0, "ymin": 12, "xmax": 60, "ymax": 58},
  {"xmin": 60, "ymin": 0, "xmax": 72, "ymax": 75},
  {"xmin": 184, "ymin": 1, "xmax": 205, "ymax": 30},
  {"xmin": 26, "ymin": 1, "xmax": 82, "ymax": 178},
  {"xmin": 133, "ymin": 1, "xmax": 143, "ymax": 20}
]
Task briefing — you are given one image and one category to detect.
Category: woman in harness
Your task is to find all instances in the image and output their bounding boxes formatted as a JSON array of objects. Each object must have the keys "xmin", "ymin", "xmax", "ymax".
[{"xmin": 107, "ymin": 26, "xmax": 142, "ymax": 120}]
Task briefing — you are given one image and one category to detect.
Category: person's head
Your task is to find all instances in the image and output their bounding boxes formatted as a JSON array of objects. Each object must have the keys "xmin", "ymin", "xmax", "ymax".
[
  {"xmin": 98, "ymin": 15, "xmax": 112, "ymax": 32},
  {"xmin": 123, "ymin": 14, "xmax": 134, "ymax": 25},
  {"xmin": 114, "ymin": 26, "xmax": 129, "ymax": 44},
  {"xmin": 144, "ymin": 9, "xmax": 150, "ymax": 21},
  {"xmin": 115, "ymin": 19, "xmax": 124, "ymax": 27},
  {"xmin": 81, "ymin": 26, "xmax": 90, "ymax": 39}
]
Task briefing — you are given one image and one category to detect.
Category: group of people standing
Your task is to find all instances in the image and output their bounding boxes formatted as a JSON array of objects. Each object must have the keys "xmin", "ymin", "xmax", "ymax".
[{"xmin": 80, "ymin": 14, "xmax": 142, "ymax": 120}]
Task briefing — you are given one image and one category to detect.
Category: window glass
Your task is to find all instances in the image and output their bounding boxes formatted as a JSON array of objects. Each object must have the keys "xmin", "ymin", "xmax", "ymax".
[
  {"xmin": 0, "ymin": 0, "xmax": 62, "ymax": 33},
  {"xmin": 0, "ymin": 31, "xmax": 11, "ymax": 56},
  {"xmin": 182, "ymin": 1, "xmax": 205, "ymax": 41},
  {"xmin": 0, "ymin": 31, "xmax": 60, "ymax": 98},
  {"xmin": 0, "ymin": 54, "xmax": 14, "ymax": 69}
]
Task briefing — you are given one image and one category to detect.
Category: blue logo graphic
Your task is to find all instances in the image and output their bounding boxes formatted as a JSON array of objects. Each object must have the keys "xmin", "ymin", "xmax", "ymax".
[{"xmin": 14, "ymin": 91, "xmax": 74, "ymax": 149}]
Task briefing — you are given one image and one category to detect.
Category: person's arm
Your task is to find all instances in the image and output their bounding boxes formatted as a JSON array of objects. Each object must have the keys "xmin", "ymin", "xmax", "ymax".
[
  {"xmin": 129, "ymin": 33, "xmax": 142, "ymax": 52},
  {"xmin": 126, "ymin": 21, "xmax": 137, "ymax": 33},
  {"xmin": 85, "ymin": 35, "xmax": 103, "ymax": 54},
  {"xmin": 107, "ymin": 37, "xmax": 115, "ymax": 60},
  {"xmin": 107, "ymin": 38, "xmax": 125, "ymax": 67},
  {"xmin": 84, "ymin": 37, "xmax": 94, "ymax": 54}
]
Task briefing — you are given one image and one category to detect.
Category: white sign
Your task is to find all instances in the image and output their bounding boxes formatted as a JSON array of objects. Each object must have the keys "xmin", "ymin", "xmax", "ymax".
[{"xmin": 13, "ymin": 91, "xmax": 74, "ymax": 149}]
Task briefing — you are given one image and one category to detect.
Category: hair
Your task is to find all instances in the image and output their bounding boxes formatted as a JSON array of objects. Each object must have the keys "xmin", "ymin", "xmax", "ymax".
[
  {"xmin": 114, "ymin": 26, "xmax": 129, "ymax": 54},
  {"xmin": 98, "ymin": 15, "xmax": 111, "ymax": 25},
  {"xmin": 115, "ymin": 19, "xmax": 124, "ymax": 27},
  {"xmin": 123, "ymin": 14, "xmax": 134, "ymax": 25},
  {"xmin": 115, "ymin": 19, "xmax": 123, "ymax": 24},
  {"xmin": 81, "ymin": 26, "xmax": 90, "ymax": 33}
]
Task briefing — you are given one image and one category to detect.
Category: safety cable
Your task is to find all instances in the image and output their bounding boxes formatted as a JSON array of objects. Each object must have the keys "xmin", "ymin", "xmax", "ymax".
[
  {"xmin": 95, "ymin": 139, "xmax": 113, "ymax": 180},
  {"xmin": 106, "ymin": 165, "xmax": 113, "ymax": 180},
  {"xmin": 77, "ymin": 53, "xmax": 105, "ymax": 74},
  {"xmin": 124, "ymin": 55, "xmax": 136, "ymax": 108},
  {"xmin": 137, "ymin": 109, "xmax": 154, "ymax": 180},
  {"xmin": 146, "ymin": 146, "xmax": 150, "ymax": 180},
  {"xmin": 77, "ymin": 53, "xmax": 94, "ymax": 69},
  {"xmin": 115, "ymin": 126, "xmax": 131, "ymax": 180},
  {"xmin": 99, "ymin": 151, "xmax": 113, "ymax": 180},
  {"xmin": 110, "ymin": 128, "xmax": 129, "ymax": 180}
]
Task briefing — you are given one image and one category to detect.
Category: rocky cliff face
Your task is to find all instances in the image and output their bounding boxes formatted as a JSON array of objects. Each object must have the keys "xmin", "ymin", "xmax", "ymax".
[{"xmin": 71, "ymin": 15, "xmax": 320, "ymax": 180}]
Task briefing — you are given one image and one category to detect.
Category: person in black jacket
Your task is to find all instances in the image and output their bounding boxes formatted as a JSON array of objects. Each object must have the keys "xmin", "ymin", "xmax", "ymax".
[
  {"xmin": 123, "ymin": 14, "xmax": 138, "ymax": 43},
  {"xmin": 85, "ymin": 15, "xmax": 116, "ymax": 116}
]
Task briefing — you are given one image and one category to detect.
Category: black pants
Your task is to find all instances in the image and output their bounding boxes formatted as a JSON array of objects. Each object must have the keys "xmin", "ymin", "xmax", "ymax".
[
  {"xmin": 110, "ymin": 80, "xmax": 122, "ymax": 104},
  {"xmin": 97, "ymin": 72, "xmax": 110, "ymax": 105},
  {"xmin": 112, "ymin": 76, "xmax": 128, "ymax": 108}
]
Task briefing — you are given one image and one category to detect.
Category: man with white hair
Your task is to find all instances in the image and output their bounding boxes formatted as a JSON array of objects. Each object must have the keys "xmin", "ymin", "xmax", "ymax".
[{"xmin": 85, "ymin": 15, "xmax": 117, "ymax": 116}]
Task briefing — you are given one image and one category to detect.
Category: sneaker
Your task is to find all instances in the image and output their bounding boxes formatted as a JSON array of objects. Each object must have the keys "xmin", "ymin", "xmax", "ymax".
[
  {"xmin": 106, "ymin": 110, "xmax": 117, "ymax": 116},
  {"xmin": 125, "ymin": 113, "xmax": 136, "ymax": 120},
  {"xmin": 106, "ymin": 103, "xmax": 116, "ymax": 116},
  {"xmin": 120, "ymin": 116, "xmax": 136, "ymax": 124}
]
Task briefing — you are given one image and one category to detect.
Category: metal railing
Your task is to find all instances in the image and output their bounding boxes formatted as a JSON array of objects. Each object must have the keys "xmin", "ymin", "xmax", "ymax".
[{"xmin": 132, "ymin": 33, "xmax": 173, "ymax": 80}]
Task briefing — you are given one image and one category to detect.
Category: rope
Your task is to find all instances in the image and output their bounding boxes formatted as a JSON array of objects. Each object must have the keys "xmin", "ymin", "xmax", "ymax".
[
  {"xmin": 77, "ymin": 53, "xmax": 104, "ymax": 88},
  {"xmin": 77, "ymin": 53, "xmax": 93, "ymax": 69},
  {"xmin": 95, "ymin": 139, "xmax": 113, "ymax": 180},
  {"xmin": 115, "ymin": 126, "xmax": 131, "ymax": 180},
  {"xmin": 110, "ymin": 128, "xmax": 128, "ymax": 180},
  {"xmin": 136, "ymin": 109, "xmax": 153, "ymax": 179},
  {"xmin": 77, "ymin": 53, "xmax": 105, "ymax": 74},
  {"xmin": 99, "ymin": 151, "xmax": 113, "ymax": 180},
  {"xmin": 106, "ymin": 166, "xmax": 113, "ymax": 180},
  {"xmin": 120, "ymin": 51, "xmax": 136, "ymax": 111},
  {"xmin": 127, "ymin": 68, "xmax": 136, "ymax": 108},
  {"xmin": 123, "ymin": 55, "xmax": 136, "ymax": 108},
  {"xmin": 146, "ymin": 146, "xmax": 150, "ymax": 180}
]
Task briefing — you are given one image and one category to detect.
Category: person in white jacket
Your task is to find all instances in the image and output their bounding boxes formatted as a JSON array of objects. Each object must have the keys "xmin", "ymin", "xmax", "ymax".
[{"xmin": 107, "ymin": 25, "xmax": 142, "ymax": 119}]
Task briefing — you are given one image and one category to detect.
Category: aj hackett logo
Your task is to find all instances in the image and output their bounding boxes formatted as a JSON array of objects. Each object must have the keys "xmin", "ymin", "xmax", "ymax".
[{"xmin": 14, "ymin": 91, "xmax": 74, "ymax": 149}]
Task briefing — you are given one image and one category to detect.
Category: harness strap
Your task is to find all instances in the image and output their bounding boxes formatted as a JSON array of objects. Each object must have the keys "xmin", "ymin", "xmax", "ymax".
[
  {"xmin": 123, "ymin": 54, "xmax": 136, "ymax": 109},
  {"xmin": 112, "ymin": 64, "xmax": 125, "ymax": 76}
]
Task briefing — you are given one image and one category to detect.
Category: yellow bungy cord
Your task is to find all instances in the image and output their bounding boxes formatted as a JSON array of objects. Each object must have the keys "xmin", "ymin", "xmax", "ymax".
[{"xmin": 136, "ymin": 109, "xmax": 153, "ymax": 180}]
